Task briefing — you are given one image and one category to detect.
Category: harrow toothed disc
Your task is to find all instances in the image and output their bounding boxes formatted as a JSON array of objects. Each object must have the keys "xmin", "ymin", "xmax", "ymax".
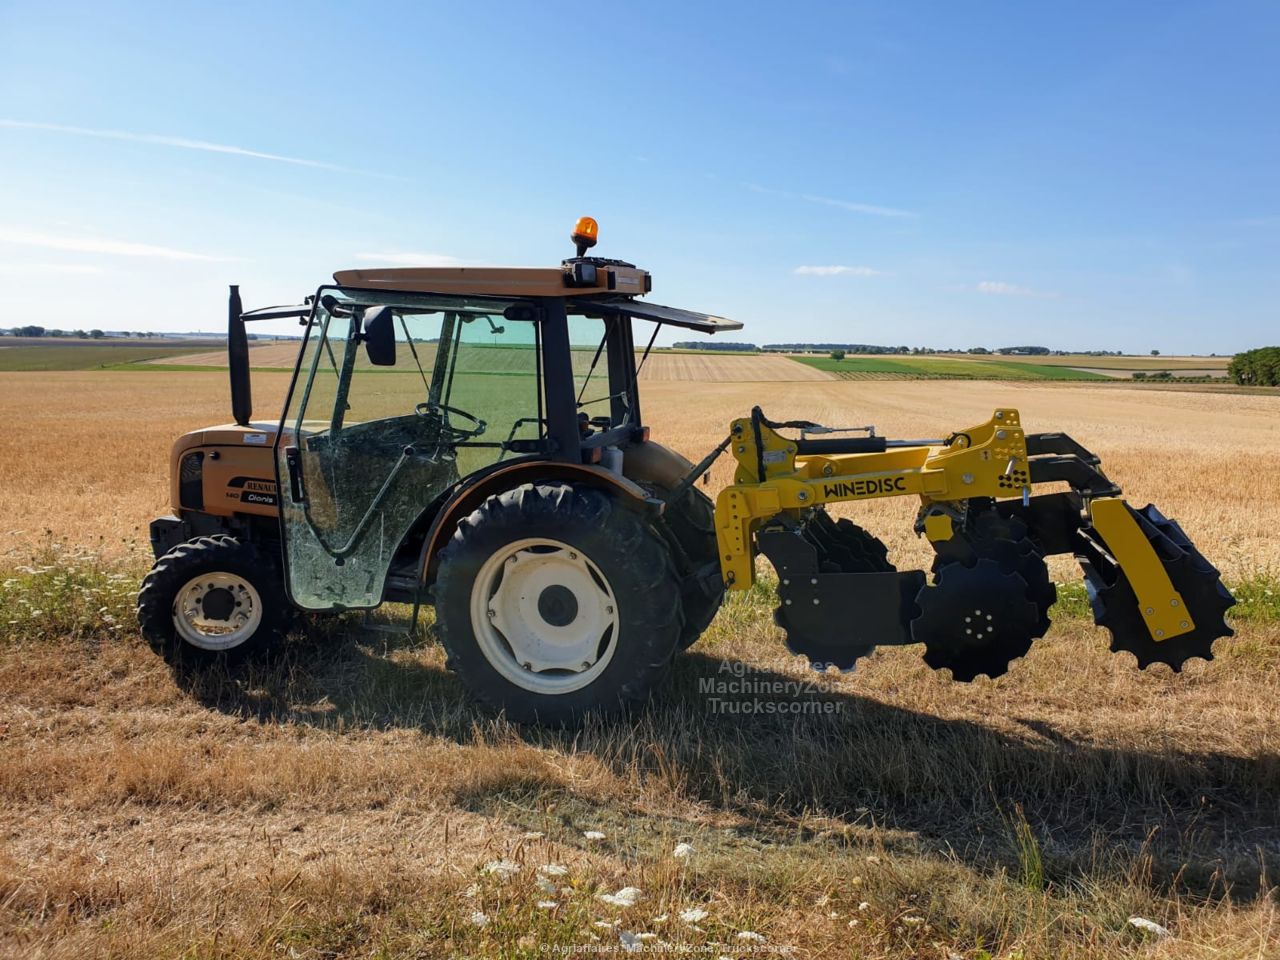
[
  {"xmin": 803, "ymin": 510, "xmax": 893, "ymax": 574},
  {"xmin": 1078, "ymin": 516, "xmax": 1235, "ymax": 672},
  {"xmin": 929, "ymin": 509, "xmax": 1057, "ymax": 640},
  {"xmin": 773, "ymin": 607, "xmax": 874, "ymax": 671},
  {"xmin": 1137, "ymin": 504, "xmax": 1220, "ymax": 576},
  {"xmin": 1139, "ymin": 504, "xmax": 1193, "ymax": 550},
  {"xmin": 774, "ymin": 512, "xmax": 895, "ymax": 670},
  {"xmin": 913, "ymin": 558, "xmax": 1041, "ymax": 681}
]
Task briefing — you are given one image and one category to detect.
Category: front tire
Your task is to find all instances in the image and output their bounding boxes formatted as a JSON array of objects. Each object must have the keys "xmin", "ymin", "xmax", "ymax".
[
  {"xmin": 435, "ymin": 483, "xmax": 683, "ymax": 724},
  {"xmin": 137, "ymin": 535, "xmax": 292, "ymax": 668}
]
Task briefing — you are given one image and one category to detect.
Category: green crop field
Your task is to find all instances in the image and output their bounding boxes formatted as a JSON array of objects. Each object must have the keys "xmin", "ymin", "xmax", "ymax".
[{"xmin": 793, "ymin": 355, "xmax": 1110, "ymax": 381}]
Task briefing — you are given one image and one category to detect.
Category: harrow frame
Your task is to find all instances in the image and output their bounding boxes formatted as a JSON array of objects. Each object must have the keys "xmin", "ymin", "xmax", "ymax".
[{"xmin": 715, "ymin": 407, "xmax": 1205, "ymax": 659}]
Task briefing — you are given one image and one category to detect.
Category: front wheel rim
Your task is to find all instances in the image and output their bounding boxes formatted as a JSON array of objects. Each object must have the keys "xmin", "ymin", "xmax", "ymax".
[
  {"xmin": 469, "ymin": 537, "xmax": 620, "ymax": 694},
  {"xmin": 173, "ymin": 572, "xmax": 264, "ymax": 651}
]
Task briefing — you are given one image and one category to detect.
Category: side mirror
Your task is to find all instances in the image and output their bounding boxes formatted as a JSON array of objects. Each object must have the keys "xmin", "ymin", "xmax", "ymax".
[{"xmin": 362, "ymin": 306, "xmax": 397, "ymax": 366}]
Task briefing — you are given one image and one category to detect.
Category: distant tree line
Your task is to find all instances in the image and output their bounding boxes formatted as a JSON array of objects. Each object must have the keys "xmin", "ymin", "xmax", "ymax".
[
  {"xmin": 8, "ymin": 325, "xmax": 100, "ymax": 338},
  {"xmin": 671, "ymin": 341, "xmax": 759, "ymax": 351},
  {"xmin": 668, "ymin": 339, "xmax": 1171, "ymax": 358},
  {"xmin": 5, "ymin": 327, "xmax": 158, "ymax": 339},
  {"xmin": 1228, "ymin": 347, "xmax": 1280, "ymax": 386},
  {"xmin": 762, "ymin": 343, "xmax": 910, "ymax": 354}
]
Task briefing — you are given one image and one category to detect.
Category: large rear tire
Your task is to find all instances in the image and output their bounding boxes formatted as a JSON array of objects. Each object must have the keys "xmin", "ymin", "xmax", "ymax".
[
  {"xmin": 435, "ymin": 483, "xmax": 684, "ymax": 725},
  {"xmin": 137, "ymin": 535, "xmax": 292, "ymax": 668},
  {"xmin": 655, "ymin": 483, "xmax": 724, "ymax": 649}
]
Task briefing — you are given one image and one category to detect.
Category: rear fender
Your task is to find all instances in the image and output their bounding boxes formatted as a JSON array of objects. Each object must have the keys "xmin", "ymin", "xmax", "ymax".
[
  {"xmin": 417, "ymin": 459, "xmax": 658, "ymax": 588},
  {"xmin": 621, "ymin": 439, "xmax": 696, "ymax": 490}
]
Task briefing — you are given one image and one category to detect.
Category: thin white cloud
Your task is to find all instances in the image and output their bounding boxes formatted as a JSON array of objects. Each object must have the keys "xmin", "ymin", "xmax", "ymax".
[
  {"xmin": 747, "ymin": 182, "xmax": 917, "ymax": 219},
  {"xmin": 353, "ymin": 252, "xmax": 468, "ymax": 267},
  {"xmin": 976, "ymin": 280, "xmax": 1058, "ymax": 299},
  {"xmin": 0, "ymin": 262, "xmax": 106, "ymax": 275},
  {"xmin": 0, "ymin": 119, "xmax": 353, "ymax": 172},
  {"xmin": 793, "ymin": 265, "xmax": 882, "ymax": 277},
  {"xmin": 797, "ymin": 192, "xmax": 916, "ymax": 219},
  {"xmin": 0, "ymin": 226, "xmax": 234, "ymax": 262}
]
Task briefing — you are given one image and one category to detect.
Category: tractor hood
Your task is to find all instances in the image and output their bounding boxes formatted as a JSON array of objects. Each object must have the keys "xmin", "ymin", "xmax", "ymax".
[
  {"xmin": 172, "ymin": 422, "xmax": 278, "ymax": 456},
  {"xmin": 166, "ymin": 423, "xmax": 281, "ymax": 520}
]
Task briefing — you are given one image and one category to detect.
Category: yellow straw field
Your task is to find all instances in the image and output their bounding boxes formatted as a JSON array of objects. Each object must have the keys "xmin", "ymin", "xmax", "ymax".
[
  {"xmin": 1, "ymin": 370, "xmax": 1277, "ymax": 959},
  {"xmin": 3, "ymin": 372, "xmax": 1275, "ymax": 577}
]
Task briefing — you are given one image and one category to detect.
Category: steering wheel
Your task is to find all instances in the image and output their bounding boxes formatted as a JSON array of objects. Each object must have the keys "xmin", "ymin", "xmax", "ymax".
[{"xmin": 414, "ymin": 401, "xmax": 487, "ymax": 441}]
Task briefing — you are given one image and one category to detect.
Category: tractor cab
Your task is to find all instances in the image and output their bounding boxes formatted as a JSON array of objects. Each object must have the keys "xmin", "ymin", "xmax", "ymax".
[{"xmin": 258, "ymin": 219, "xmax": 740, "ymax": 610}]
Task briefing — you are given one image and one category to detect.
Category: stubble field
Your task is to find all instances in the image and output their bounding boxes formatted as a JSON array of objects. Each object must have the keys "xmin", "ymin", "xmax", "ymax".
[
  {"xmin": 1, "ymin": 370, "xmax": 1277, "ymax": 959},
  {"xmin": 3, "ymin": 372, "xmax": 1276, "ymax": 575}
]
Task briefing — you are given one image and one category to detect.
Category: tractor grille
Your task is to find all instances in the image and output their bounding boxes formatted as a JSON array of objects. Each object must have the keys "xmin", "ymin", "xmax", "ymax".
[{"xmin": 179, "ymin": 451, "xmax": 205, "ymax": 510}]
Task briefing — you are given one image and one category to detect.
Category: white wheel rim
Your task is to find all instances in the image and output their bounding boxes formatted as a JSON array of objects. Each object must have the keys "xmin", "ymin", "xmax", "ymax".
[
  {"xmin": 172, "ymin": 572, "xmax": 264, "ymax": 651},
  {"xmin": 469, "ymin": 537, "xmax": 620, "ymax": 694}
]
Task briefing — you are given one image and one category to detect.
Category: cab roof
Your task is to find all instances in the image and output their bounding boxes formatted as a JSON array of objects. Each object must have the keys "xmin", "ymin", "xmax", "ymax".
[
  {"xmin": 329, "ymin": 263, "xmax": 742, "ymax": 334},
  {"xmin": 333, "ymin": 264, "xmax": 642, "ymax": 299}
]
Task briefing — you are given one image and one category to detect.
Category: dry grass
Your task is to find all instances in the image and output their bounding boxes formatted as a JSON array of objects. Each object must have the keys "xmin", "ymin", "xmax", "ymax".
[
  {"xmin": 0, "ymin": 371, "xmax": 1278, "ymax": 957},
  {"xmin": 0, "ymin": 559, "xmax": 1277, "ymax": 958}
]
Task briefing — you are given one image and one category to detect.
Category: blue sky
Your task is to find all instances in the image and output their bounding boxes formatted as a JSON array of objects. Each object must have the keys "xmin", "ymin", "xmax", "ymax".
[{"xmin": 0, "ymin": 1, "xmax": 1276, "ymax": 352}]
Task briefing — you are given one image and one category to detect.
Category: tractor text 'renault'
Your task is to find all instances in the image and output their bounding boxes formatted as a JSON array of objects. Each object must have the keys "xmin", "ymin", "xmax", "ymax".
[{"xmin": 138, "ymin": 218, "xmax": 1235, "ymax": 723}]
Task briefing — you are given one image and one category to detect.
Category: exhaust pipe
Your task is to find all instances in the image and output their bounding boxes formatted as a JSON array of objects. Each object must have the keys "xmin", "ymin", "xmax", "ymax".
[{"xmin": 228, "ymin": 285, "xmax": 252, "ymax": 426}]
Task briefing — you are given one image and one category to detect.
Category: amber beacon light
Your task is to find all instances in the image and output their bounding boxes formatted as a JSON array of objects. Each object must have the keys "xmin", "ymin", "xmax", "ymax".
[{"xmin": 571, "ymin": 216, "xmax": 599, "ymax": 257}]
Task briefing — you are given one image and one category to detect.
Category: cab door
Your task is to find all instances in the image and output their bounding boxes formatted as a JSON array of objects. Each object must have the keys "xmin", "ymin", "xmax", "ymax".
[{"xmin": 274, "ymin": 290, "xmax": 544, "ymax": 610}]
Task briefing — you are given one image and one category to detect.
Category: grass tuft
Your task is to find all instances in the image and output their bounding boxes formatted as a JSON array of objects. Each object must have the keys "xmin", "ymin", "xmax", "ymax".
[{"xmin": 1008, "ymin": 804, "xmax": 1046, "ymax": 891}]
